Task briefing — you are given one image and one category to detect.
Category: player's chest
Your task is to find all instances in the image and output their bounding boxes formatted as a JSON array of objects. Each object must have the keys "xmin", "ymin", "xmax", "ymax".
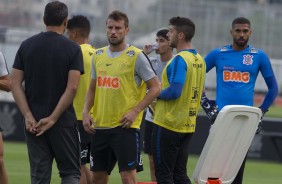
[{"xmin": 216, "ymin": 53, "xmax": 259, "ymax": 73}]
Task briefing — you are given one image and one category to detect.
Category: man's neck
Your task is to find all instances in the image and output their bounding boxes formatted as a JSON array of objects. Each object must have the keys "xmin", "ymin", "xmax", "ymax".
[
  {"xmin": 109, "ymin": 42, "xmax": 127, "ymax": 52},
  {"xmin": 45, "ymin": 26, "xmax": 65, "ymax": 35},
  {"xmin": 176, "ymin": 42, "xmax": 192, "ymax": 53},
  {"xmin": 232, "ymin": 43, "xmax": 248, "ymax": 51},
  {"xmin": 160, "ymin": 52, "xmax": 173, "ymax": 62},
  {"xmin": 76, "ymin": 38, "xmax": 89, "ymax": 45}
]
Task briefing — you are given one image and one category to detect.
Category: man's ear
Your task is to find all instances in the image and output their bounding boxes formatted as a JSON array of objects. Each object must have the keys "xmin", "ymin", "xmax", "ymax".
[
  {"xmin": 63, "ymin": 18, "xmax": 68, "ymax": 27},
  {"xmin": 178, "ymin": 32, "xmax": 184, "ymax": 40}
]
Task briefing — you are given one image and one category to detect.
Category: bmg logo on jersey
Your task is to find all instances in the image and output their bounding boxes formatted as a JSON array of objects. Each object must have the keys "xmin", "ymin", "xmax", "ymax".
[
  {"xmin": 97, "ymin": 76, "xmax": 120, "ymax": 89},
  {"xmin": 223, "ymin": 70, "xmax": 250, "ymax": 83}
]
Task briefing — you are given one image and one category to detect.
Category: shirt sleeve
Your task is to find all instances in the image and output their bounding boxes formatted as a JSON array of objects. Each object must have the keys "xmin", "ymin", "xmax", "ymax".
[
  {"xmin": 259, "ymin": 51, "xmax": 275, "ymax": 78},
  {"xmin": 70, "ymin": 45, "xmax": 84, "ymax": 75},
  {"xmin": 13, "ymin": 43, "xmax": 24, "ymax": 71},
  {"xmin": 167, "ymin": 55, "xmax": 187, "ymax": 84},
  {"xmin": 0, "ymin": 52, "xmax": 9, "ymax": 77},
  {"xmin": 204, "ymin": 49, "xmax": 217, "ymax": 73},
  {"xmin": 91, "ymin": 56, "xmax": 96, "ymax": 79},
  {"xmin": 135, "ymin": 51, "xmax": 156, "ymax": 82}
]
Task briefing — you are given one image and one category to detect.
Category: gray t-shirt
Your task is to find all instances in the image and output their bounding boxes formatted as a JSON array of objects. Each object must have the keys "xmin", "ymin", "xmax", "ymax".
[
  {"xmin": 91, "ymin": 44, "xmax": 156, "ymax": 86},
  {"xmin": 0, "ymin": 52, "xmax": 8, "ymax": 77},
  {"xmin": 145, "ymin": 55, "xmax": 170, "ymax": 122}
]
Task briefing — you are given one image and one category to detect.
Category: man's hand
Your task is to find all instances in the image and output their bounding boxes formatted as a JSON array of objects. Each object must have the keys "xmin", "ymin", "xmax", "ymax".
[
  {"xmin": 120, "ymin": 109, "xmax": 139, "ymax": 128},
  {"xmin": 35, "ymin": 117, "xmax": 56, "ymax": 136},
  {"xmin": 201, "ymin": 92, "xmax": 219, "ymax": 124},
  {"xmin": 143, "ymin": 44, "xmax": 159, "ymax": 55},
  {"xmin": 255, "ymin": 108, "xmax": 268, "ymax": 134},
  {"xmin": 24, "ymin": 113, "xmax": 37, "ymax": 134},
  {"xmin": 82, "ymin": 112, "xmax": 96, "ymax": 134}
]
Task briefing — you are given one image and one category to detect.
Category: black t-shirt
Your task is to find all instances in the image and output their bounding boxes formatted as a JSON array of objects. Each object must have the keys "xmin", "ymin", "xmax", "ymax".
[{"xmin": 13, "ymin": 31, "xmax": 84, "ymax": 127}]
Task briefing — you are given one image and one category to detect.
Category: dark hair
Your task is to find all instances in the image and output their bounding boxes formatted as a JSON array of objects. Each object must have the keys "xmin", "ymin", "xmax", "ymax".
[
  {"xmin": 107, "ymin": 10, "xmax": 129, "ymax": 28},
  {"xmin": 232, "ymin": 17, "xmax": 251, "ymax": 28},
  {"xmin": 43, "ymin": 1, "xmax": 68, "ymax": 26},
  {"xmin": 169, "ymin": 16, "xmax": 195, "ymax": 42},
  {"xmin": 156, "ymin": 29, "xmax": 169, "ymax": 40},
  {"xmin": 67, "ymin": 15, "xmax": 91, "ymax": 38}
]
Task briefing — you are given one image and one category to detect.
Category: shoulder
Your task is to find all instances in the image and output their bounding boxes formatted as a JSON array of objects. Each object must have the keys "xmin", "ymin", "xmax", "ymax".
[
  {"xmin": 125, "ymin": 45, "xmax": 143, "ymax": 58},
  {"xmin": 128, "ymin": 45, "xmax": 142, "ymax": 52},
  {"xmin": 248, "ymin": 46, "xmax": 268, "ymax": 56},
  {"xmin": 212, "ymin": 45, "xmax": 232, "ymax": 54},
  {"xmin": 94, "ymin": 46, "xmax": 107, "ymax": 56},
  {"xmin": 81, "ymin": 44, "xmax": 95, "ymax": 52}
]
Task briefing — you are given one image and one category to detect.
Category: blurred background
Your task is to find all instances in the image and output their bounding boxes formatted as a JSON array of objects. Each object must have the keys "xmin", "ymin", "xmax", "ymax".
[
  {"xmin": 1, "ymin": 0, "xmax": 282, "ymax": 164},
  {"xmin": 1, "ymin": 0, "xmax": 282, "ymax": 93}
]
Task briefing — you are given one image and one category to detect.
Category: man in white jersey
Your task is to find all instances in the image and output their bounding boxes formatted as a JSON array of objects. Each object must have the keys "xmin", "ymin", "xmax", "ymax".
[
  {"xmin": 142, "ymin": 28, "xmax": 173, "ymax": 182},
  {"xmin": 0, "ymin": 51, "xmax": 10, "ymax": 184},
  {"xmin": 82, "ymin": 10, "xmax": 160, "ymax": 184}
]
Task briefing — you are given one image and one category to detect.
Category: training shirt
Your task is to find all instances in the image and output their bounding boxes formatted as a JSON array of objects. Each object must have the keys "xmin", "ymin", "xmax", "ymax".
[
  {"xmin": 0, "ymin": 52, "xmax": 8, "ymax": 77},
  {"xmin": 154, "ymin": 50, "xmax": 206, "ymax": 133},
  {"xmin": 92, "ymin": 45, "xmax": 156, "ymax": 129},
  {"xmin": 205, "ymin": 44, "xmax": 275, "ymax": 110},
  {"xmin": 145, "ymin": 56, "xmax": 169, "ymax": 122},
  {"xmin": 73, "ymin": 44, "xmax": 95, "ymax": 120},
  {"xmin": 13, "ymin": 31, "xmax": 84, "ymax": 127}
]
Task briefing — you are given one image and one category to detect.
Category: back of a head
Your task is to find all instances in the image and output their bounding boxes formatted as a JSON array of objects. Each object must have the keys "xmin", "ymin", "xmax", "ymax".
[
  {"xmin": 156, "ymin": 29, "xmax": 169, "ymax": 40},
  {"xmin": 232, "ymin": 17, "xmax": 251, "ymax": 28},
  {"xmin": 43, "ymin": 1, "xmax": 68, "ymax": 26},
  {"xmin": 107, "ymin": 10, "xmax": 129, "ymax": 28},
  {"xmin": 169, "ymin": 16, "xmax": 195, "ymax": 42},
  {"xmin": 67, "ymin": 15, "xmax": 91, "ymax": 38}
]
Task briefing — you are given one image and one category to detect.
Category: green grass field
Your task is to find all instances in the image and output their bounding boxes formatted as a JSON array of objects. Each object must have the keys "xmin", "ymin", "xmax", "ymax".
[{"xmin": 3, "ymin": 141, "xmax": 282, "ymax": 184}]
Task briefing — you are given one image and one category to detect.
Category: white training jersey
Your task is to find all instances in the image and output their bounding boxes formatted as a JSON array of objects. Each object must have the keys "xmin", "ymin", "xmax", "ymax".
[
  {"xmin": 0, "ymin": 52, "xmax": 9, "ymax": 77},
  {"xmin": 145, "ymin": 56, "xmax": 169, "ymax": 122}
]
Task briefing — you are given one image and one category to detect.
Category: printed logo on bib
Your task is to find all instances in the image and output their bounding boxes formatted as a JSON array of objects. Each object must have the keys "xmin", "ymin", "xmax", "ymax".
[
  {"xmin": 243, "ymin": 54, "xmax": 253, "ymax": 65},
  {"xmin": 126, "ymin": 50, "xmax": 135, "ymax": 57},
  {"xmin": 97, "ymin": 76, "xmax": 120, "ymax": 89},
  {"xmin": 223, "ymin": 70, "xmax": 250, "ymax": 83},
  {"xmin": 96, "ymin": 49, "xmax": 104, "ymax": 55}
]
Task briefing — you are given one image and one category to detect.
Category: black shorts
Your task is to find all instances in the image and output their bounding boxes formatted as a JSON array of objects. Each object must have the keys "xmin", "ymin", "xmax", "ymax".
[
  {"xmin": 90, "ymin": 126, "xmax": 142, "ymax": 174},
  {"xmin": 78, "ymin": 120, "xmax": 91, "ymax": 165},
  {"xmin": 26, "ymin": 125, "xmax": 81, "ymax": 183},
  {"xmin": 143, "ymin": 119, "xmax": 155, "ymax": 155}
]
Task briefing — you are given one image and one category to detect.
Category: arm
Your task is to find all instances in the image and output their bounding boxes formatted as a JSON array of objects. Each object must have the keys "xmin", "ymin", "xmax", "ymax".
[
  {"xmin": 158, "ymin": 82, "xmax": 183, "ymax": 100},
  {"xmin": 255, "ymin": 75, "xmax": 277, "ymax": 134},
  {"xmin": 10, "ymin": 68, "xmax": 37, "ymax": 133},
  {"xmin": 0, "ymin": 52, "xmax": 10, "ymax": 92},
  {"xmin": 120, "ymin": 51, "xmax": 161, "ymax": 127},
  {"xmin": 0, "ymin": 75, "xmax": 10, "ymax": 92},
  {"xmin": 158, "ymin": 55, "xmax": 186, "ymax": 100},
  {"xmin": 82, "ymin": 79, "xmax": 96, "ymax": 134},
  {"xmin": 120, "ymin": 76, "xmax": 161, "ymax": 128},
  {"xmin": 259, "ymin": 75, "xmax": 278, "ymax": 112},
  {"xmin": 35, "ymin": 70, "xmax": 81, "ymax": 136},
  {"xmin": 204, "ymin": 49, "xmax": 217, "ymax": 73}
]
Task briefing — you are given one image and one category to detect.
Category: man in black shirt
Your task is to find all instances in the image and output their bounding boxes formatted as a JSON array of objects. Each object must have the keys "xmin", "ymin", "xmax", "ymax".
[{"xmin": 10, "ymin": 1, "xmax": 83, "ymax": 183}]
